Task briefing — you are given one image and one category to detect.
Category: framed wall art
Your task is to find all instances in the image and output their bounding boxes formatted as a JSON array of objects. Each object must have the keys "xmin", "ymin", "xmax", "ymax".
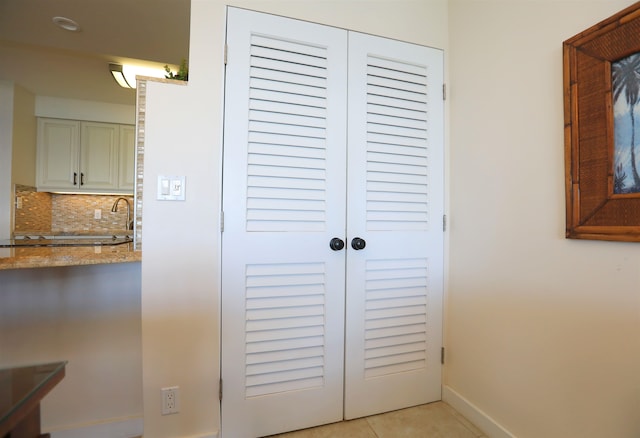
[{"xmin": 564, "ymin": 2, "xmax": 640, "ymax": 242}]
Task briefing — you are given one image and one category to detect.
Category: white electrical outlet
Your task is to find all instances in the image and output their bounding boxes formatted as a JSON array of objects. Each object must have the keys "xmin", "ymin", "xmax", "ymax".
[
  {"xmin": 161, "ymin": 386, "xmax": 180, "ymax": 415},
  {"xmin": 94, "ymin": 209, "xmax": 102, "ymax": 219}
]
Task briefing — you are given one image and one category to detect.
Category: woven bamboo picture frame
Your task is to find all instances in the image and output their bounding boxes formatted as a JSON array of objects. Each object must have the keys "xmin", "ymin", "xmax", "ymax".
[{"xmin": 564, "ymin": 1, "xmax": 640, "ymax": 242}]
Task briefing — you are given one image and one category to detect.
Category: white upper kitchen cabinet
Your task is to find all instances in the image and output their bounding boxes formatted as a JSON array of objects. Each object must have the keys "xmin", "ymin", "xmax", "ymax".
[{"xmin": 36, "ymin": 118, "xmax": 134, "ymax": 194}]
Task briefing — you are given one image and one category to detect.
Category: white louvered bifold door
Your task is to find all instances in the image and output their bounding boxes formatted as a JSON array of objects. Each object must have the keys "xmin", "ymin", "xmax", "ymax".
[
  {"xmin": 222, "ymin": 7, "xmax": 444, "ymax": 438},
  {"xmin": 221, "ymin": 8, "xmax": 348, "ymax": 438},
  {"xmin": 344, "ymin": 32, "xmax": 444, "ymax": 419}
]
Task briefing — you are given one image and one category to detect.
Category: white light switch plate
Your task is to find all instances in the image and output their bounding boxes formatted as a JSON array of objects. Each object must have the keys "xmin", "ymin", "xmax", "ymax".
[{"xmin": 157, "ymin": 175, "xmax": 186, "ymax": 201}]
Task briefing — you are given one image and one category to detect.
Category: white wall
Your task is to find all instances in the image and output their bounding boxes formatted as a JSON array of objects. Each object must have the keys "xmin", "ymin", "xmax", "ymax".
[
  {"xmin": 0, "ymin": 81, "xmax": 14, "ymax": 239},
  {"xmin": 11, "ymin": 84, "xmax": 36, "ymax": 187},
  {"xmin": 140, "ymin": 1, "xmax": 448, "ymax": 437},
  {"xmin": 0, "ymin": 262, "xmax": 142, "ymax": 435},
  {"xmin": 447, "ymin": 1, "xmax": 640, "ymax": 437},
  {"xmin": 35, "ymin": 96, "xmax": 135, "ymax": 124},
  {"xmin": 0, "ymin": 81, "xmax": 33, "ymax": 238}
]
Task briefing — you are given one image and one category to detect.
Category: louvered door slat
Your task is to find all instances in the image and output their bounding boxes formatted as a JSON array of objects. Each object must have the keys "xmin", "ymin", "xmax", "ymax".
[
  {"xmin": 251, "ymin": 34, "xmax": 328, "ymax": 56},
  {"xmin": 368, "ymin": 113, "xmax": 428, "ymax": 131},
  {"xmin": 368, "ymin": 181, "xmax": 427, "ymax": 194},
  {"xmin": 249, "ymin": 88, "xmax": 326, "ymax": 108},
  {"xmin": 249, "ymin": 78, "xmax": 327, "ymax": 100},
  {"xmin": 367, "ymin": 173, "xmax": 427, "ymax": 186},
  {"xmin": 250, "ymin": 96, "xmax": 326, "ymax": 114},
  {"xmin": 249, "ymin": 132, "xmax": 326, "ymax": 149},
  {"xmin": 368, "ymin": 131, "xmax": 426, "ymax": 148},
  {"xmin": 248, "ymin": 186, "xmax": 325, "ymax": 201},
  {"xmin": 248, "ymin": 143, "xmax": 326, "ymax": 160},
  {"xmin": 367, "ymin": 85, "xmax": 427, "ymax": 105},
  {"xmin": 249, "ymin": 109, "xmax": 327, "ymax": 129},
  {"xmin": 247, "ymin": 316, "xmax": 324, "ymax": 332},
  {"xmin": 246, "ymin": 346, "xmax": 324, "ymax": 364},
  {"xmin": 368, "ymin": 95, "xmax": 429, "ymax": 113},
  {"xmin": 368, "ymin": 103, "xmax": 426, "ymax": 120},
  {"xmin": 251, "ymin": 47, "xmax": 328, "ymax": 70},
  {"xmin": 367, "ymin": 56, "xmax": 428, "ymax": 76},
  {"xmin": 368, "ymin": 191, "xmax": 427, "ymax": 203},
  {"xmin": 368, "ymin": 161, "xmax": 427, "ymax": 176},
  {"xmin": 248, "ymin": 153, "xmax": 326, "ymax": 170},
  {"xmin": 245, "ymin": 335, "xmax": 325, "ymax": 354},
  {"xmin": 248, "ymin": 175, "xmax": 326, "ymax": 190},
  {"xmin": 249, "ymin": 120, "xmax": 326, "ymax": 139},
  {"xmin": 368, "ymin": 151, "xmax": 428, "ymax": 166},
  {"xmin": 246, "ymin": 325, "xmax": 325, "ymax": 343},
  {"xmin": 250, "ymin": 56, "xmax": 327, "ymax": 79},
  {"xmin": 247, "ymin": 163, "xmax": 325, "ymax": 180}
]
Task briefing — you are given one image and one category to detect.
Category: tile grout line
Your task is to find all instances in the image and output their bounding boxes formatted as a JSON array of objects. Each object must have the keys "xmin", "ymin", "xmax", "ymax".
[
  {"xmin": 455, "ymin": 415, "xmax": 485, "ymax": 437},
  {"xmin": 364, "ymin": 416, "xmax": 381, "ymax": 438},
  {"xmin": 450, "ymin": 410, "xmax": 487, "ymax": 437}
]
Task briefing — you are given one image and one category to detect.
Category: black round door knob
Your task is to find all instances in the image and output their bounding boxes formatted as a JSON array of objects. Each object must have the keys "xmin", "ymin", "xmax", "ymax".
[
  {"xmin": 329, "ymin": 238, "xmax": 345, "ymax": 251},
  {"xmin": 351, "ymin": 237, "xmax": 366, "ymax": 250}
]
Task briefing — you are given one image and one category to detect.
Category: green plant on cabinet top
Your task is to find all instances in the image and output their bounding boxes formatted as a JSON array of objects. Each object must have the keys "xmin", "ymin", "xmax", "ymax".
[{"xmin": 164, "ymin": 59, "xmax": 189, "ymax": 81}]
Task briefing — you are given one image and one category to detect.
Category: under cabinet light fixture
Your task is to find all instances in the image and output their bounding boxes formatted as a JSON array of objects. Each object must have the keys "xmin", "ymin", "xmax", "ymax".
[
  {"xmin": 109, "ymin": 63, "xmax": 134, "ymax": 89},
  {"xmin": 108, "ymin": 63, "xmax": 167, "ymax": 89}
]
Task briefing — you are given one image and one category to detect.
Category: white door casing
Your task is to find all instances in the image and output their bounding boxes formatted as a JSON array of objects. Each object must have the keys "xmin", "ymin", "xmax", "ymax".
[{"xmin": 222, "ymin": 7, "xmax": 444, "ymax": 437}]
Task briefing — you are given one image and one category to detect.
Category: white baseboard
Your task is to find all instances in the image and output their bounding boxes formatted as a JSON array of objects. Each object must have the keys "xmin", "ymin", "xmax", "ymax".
[
  {"xmin": 443, "ymin": 385, "xmax": 516, "ymax": 438},
  {"xmin": 47, "ymin": 416, "xmax": 143, "ymax": 438},
  {"xmin": 181, "ymin": 434, "xmax": 218, "ymax": 438}
]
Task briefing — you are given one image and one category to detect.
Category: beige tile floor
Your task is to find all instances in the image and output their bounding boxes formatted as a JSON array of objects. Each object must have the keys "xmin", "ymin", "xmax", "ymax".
[{"xmin": 265, "ymin": 402, "xmax": 487, "ymax": 438}]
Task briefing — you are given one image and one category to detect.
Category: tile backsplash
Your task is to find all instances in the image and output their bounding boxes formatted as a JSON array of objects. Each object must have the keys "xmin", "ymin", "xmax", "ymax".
[
  {"xmin": 15, "ymin": 185, "xmax": 134, "ymax": 234},
  {"xmin": 14, "ymin": 185, "xmax": 52, "ymax": 232}
]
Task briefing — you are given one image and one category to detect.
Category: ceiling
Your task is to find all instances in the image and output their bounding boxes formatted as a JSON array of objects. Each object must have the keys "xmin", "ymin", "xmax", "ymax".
[{"xmin": 0, "ymin": 0, "xmax": 191, "ymax": 106}]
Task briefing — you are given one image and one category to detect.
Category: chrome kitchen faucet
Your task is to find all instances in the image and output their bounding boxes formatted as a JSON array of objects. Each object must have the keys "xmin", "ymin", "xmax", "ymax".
[{"xmin": 111, "ymin": 197, "xmax": 133, "ymax": 230}]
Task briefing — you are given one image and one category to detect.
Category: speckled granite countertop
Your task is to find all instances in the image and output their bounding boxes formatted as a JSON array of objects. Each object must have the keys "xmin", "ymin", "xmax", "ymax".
[
  {"xmin": 13, "ymin": 230, "xmax": 133, "ymax": 238},
  {"xmin": 0, "ymin": 243, "xmax": 141, "ymax": 270}
]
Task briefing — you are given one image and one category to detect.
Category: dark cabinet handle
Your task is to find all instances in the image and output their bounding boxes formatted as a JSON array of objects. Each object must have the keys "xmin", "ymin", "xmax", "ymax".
[
  {"xmin": 80, "ymin": 173, "xmax": 85, "ymax": 186},
  {"xmin": 351, "ymin": 237, "xmax": 366, "ymax": 250},
  {"xmin": 329, "ymin": 238, "xmax": 345, "ymax": 251},
  {"xmin": 73, "ymin": 172, "xmax": 78, "ymax": 185}
]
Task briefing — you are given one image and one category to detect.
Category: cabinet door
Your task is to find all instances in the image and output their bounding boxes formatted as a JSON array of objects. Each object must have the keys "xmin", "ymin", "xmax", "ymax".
[
  {"xmin": 80, "ymin": 122, "xmax": 119, "ymax": 190},
  {"xmin": 36, "ymin": 118, "xmax": 80, "ymax": 190},
  {"xmin": 118, "ymin": 125, "xmax": 136, "ymax": 191}
]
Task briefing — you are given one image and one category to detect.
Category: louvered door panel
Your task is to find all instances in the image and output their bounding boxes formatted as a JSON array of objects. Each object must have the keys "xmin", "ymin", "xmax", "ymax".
[
  {"xmin": 365, "ymin": 56, "xmax": 430, "ymax": 231},
  {"xmin": 345, "ymin": 31, "xmax": 443, "ymax": 420},
  {"xmin": 222, "ymin": 8, "xmax": 347, "ymax": 438},
  {"xmin": 246, "ymin": 32, "xmax": 330, "ymax": 233},
  {"xmin": 364, "ymin": 258, "xmax": 429, "ymax": 379},
  {"xmin": 245, "ymin": 262, "xmax": 327, "ymax": 398}
]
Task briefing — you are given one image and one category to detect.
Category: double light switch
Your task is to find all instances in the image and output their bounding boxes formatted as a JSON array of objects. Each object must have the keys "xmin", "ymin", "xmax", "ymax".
[{"xmin": 157, "ymin": 175, "xmax": 186, "ymax": 201}]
